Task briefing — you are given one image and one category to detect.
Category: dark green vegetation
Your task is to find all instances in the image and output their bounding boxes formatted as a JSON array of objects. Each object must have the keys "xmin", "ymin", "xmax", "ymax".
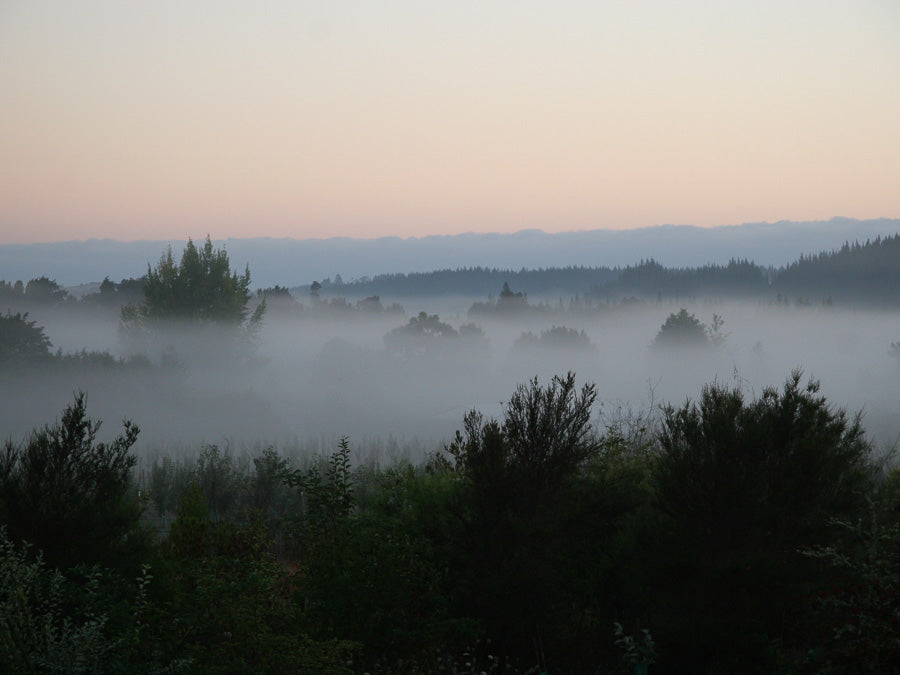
[
  {"xmin": 651, "ymin": 309, "xmax": 726, "ymax": 350},
  {"xmin": 2, "ymin": 372, "xmax": 898, "ymax": 673},
  {"xmin": 3, "ymin": 233, "xmax": 900, "ymax": 671},
  {"xmin": 3, "ymin": 235, "xmax": 899, "ymax": 323},
  {"xmin": 0, "ymin": 311, "xmax": 53, "ymax": 363},
  {"xmin": 309, "ymin": 234, "xmax": 900, "ymax": 308},
  {"xmin": 122, "ymin": 235, "xmax": 264, "ymax": 327}
]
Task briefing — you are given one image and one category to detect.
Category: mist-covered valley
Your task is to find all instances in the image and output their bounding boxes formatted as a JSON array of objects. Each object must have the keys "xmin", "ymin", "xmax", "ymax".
[
  {"xmin": 5, "ymin": 236, "xmax": 900, "ymax": 672},
  {"xmin": 5, "ymin": 288, "xmax": 899, "ymax": 461}
]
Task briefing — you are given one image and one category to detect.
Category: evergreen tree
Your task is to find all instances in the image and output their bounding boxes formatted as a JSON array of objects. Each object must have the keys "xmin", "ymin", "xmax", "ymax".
[{"xmin": 125, "ymin": 236, "xmax": 262, "ymax": 325}]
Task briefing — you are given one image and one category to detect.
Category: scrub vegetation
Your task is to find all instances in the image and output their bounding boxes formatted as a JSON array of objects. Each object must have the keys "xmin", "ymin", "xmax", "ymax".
[
  {"xmin": 2, "ymin": 236, "xmax": 900, "ymax": 672},
  {"xmin": 1, "ymin": 372, "xmax": 897, "ymax": 673}
]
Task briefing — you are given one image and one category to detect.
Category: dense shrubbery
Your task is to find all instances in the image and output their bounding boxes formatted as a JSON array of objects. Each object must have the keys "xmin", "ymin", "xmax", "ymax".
[{"xmin": 1, "ymin": 375, "xmax": 897, "ymax": 672}]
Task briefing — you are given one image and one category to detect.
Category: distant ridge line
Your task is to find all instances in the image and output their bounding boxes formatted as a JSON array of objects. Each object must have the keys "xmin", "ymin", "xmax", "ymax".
[{"xmin": 0, "ymin": 218, "xmax": 898, "ymax": 288}]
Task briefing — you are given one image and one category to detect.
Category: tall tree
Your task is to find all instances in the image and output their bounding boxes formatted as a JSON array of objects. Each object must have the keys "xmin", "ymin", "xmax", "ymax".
[{"xmin": 126, "ymin": 236, "xmax": 261, "ymax": 325}]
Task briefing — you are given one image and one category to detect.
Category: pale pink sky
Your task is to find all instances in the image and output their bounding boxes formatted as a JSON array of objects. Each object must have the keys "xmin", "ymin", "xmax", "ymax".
[{"xmin": 1, "ymin": 1, "xmax": 898, "ymax": 244}]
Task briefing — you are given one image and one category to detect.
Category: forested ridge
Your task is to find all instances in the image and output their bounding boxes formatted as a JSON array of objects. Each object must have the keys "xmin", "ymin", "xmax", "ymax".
[
  {"xmin": 1, "ymin": 234, "xmax": 898, "ymax": 311},
  {"xmin": 315, "ymin": 235, "xmax": 900, "ymax": 306}
]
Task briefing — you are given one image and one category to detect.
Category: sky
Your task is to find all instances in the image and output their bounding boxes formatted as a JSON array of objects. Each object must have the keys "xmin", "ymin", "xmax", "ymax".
[{"xmin": 1, "ymin": 1, "xmax": 898, "ymax": 244}]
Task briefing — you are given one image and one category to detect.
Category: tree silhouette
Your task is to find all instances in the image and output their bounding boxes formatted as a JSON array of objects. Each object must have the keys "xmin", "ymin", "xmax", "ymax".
[
  {"xmin": 126, "ymin": 236, "xmax": 261, "ymax": 325},
  {"xmin": 384, "ymin": 311, "xmax": 458, "ymax": 358},
  {"xmin": 0, "ymin": 394, "xmax": 145, "ymax": 571},
  {"xmin": 446, "ymin": 373, "xmax": 601, "ymax": 660},
  {"xmin": 0, "ymin": 312, "xmax": 52, "ymax": 363},
  {"xmin": 651, "ymin": 308, "xmax": 710, "ymax": 349},
  {"xmin": 23, "ymin": 277, "xmax": 68, "ymax": 305}
]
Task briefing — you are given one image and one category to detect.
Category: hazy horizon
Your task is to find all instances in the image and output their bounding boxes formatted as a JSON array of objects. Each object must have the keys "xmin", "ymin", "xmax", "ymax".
[
  {"xmin": 2, "ymin": 2, "xmax": 899, "ymax": 244},
  {"xmin": 2, "ymin": 217, "xmax": 899, "ymax": 289}
]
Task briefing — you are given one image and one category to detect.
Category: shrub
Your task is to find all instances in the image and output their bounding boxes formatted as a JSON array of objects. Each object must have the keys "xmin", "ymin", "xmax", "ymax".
[
  {"xmin": 0, "ymin": 393, "xmax": 146, "ymax": 571},
  {"xmin": 651, "ymin": 308, "xmax": 710, "ymax": 349},
  {"xmin": 652, "ymin": 371, "xmax": 875, "ymax": 669}
]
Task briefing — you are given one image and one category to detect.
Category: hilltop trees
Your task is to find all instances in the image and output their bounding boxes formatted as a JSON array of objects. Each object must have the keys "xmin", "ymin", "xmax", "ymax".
[
  {"xmin": 121, "ymin": 236, "xmax": 264, "ymax": 361},
  {"xmin": 125, "ymin": 236, "xmax": 260, "ymax": 325}
]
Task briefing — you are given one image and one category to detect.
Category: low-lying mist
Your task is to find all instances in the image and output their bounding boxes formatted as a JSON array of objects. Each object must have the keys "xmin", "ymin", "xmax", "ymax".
[{"xmin": 4, "ymin": 299, "xmax": 899, "ymax": 463}]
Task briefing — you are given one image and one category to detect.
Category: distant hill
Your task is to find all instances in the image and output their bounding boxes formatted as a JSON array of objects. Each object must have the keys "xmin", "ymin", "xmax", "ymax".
[
  {"xmin": 588, "ymin": 235, "xmax": 900, "ymax": 305},
  {"xmin": 774, "ymin": 235, "xmax": 900, "ymax": 304},
  {"xmin": 331, "ymin": 234, "xmax": 900, "ymax": 306},
  {"xmin": 0, "ymin": 218, "xmax": 898, "ymax": 289},
  {"xmin": 326, "ymin": 266, "xmax": 620, "ymax": 299}
]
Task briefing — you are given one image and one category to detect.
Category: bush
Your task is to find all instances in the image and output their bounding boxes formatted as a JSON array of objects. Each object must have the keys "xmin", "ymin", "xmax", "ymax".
[
  {"xmin": 651, "ymin": 308, "xmax": 711, "ymax": 349},
  {"xmin": 657, "ymin": 371, "xmax": 872, "ymax": 550},
  {"xmin": 652, "ymin": 371, "xmax": 875, "ymax": 669},
  {"xmin": 445, "ymin": 373, "xmax": 605, "ymax": 667},
  {"xmin": 0, "ymin": 527, "xmax": 185, "ymax": 674},
  {"xmin": 0, "ymin": 393, "xmax": 146, "ymax": 571}
]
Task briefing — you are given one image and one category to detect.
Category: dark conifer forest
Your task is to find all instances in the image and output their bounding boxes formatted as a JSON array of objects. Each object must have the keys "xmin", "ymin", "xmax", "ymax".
[{"xmin": 2, "ymin": 236, "xmax": 900, "ymax": 673}]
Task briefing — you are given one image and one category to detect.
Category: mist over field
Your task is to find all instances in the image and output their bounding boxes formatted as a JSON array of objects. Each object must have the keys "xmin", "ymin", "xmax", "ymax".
[
  {"xmin": 5, "ymin": 235, "xmax": 900, "ymax": 673},
  {"xmin": 4, "ymin": 296, "xmax": 899, "ymax": 461}
]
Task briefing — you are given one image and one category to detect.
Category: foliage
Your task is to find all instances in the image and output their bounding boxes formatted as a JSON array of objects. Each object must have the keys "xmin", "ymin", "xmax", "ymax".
[
  {"xmin": 707, "ymin": 312, "xmax": 727, "ymax": 347},
  {"xmin": 0, "ymin": 279, "xmax": 24, "ymax": 300},
  {"xmin": 613, "ymin": 622, "xmax": 657, "ymax": 667},
  {"xmin": 126, "ymin": 236, "xmax": 261, "ymax": 326},
  {"xmin": 600, "ymin": 257, "xmax": 767, "ymax": 301},
  {"xmin": 775, "ymin": 234, "xmax": 900, "ymax": 305},
  {"xmin": 24, "ymin": 276, "xmax": 69, "ymax": 305},
  {"xmin": 651, "ymin": 308, "xmax": 710, "ymax": 349},
  {"xmin": 82, "ymin": 277, "xmax": 145, "ymax": 309},
  {"xmin": 0, "ymin": 528, "xmax": 187, "ymax": 674},
  {"xmin": 384, "ymin": 311, "xmax": 459, "ymax": 358},
  {"xmin": 0, "ymin": 393, "xmax": 146, "ymax": 572},
  {"xmin": 514, "ymin": 325, "xmax": 594, "ymax": 352},
  {"xmin": 652, "ymin": 371, "xmax": 875, "ymax": 669},
  {"xmin": 163, "ymin": 484, "xmax": 356, "ymax": 672},
  {"xmin": 449, "ymin": 372, "xmax": 600, "ymax": 493},
  {"xmin": 657, "ymin": 371, "xmax": 872, "ymax": 549},
  {"xmin": 445, "ymin": 373, "xmax": 605, "ymax": 666},
  {"xmin": 0, "ymin": 311, "xmax": 52, "ymax": 363},
  {"xmin": 0, "ymin": 530, "xmax": 112, "ymax": 673},
  {"xmin": 194, "ymin": 445, "xmax": 244, "ymax": 523},
  {"xmin": 3, "ymin": 369, "xmax": 897, "ymax": 672},
  {"xmin": 798, "ymin": 503, "xmax": 900, "ymax": 672},
  {"xmin": 256, "ymin": 285, "xmax": 300, "ymax": 314},
  {"xmin": 282, "ymin": 437, "xmax": 355, "ymax": 537}
]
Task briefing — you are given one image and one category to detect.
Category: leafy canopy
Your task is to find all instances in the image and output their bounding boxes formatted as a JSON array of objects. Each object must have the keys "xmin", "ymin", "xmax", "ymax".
[
  {"xmin": 132, "ymin": 236, "xmax": 258, "ymax": 324},
  {"xmin": 0, "ymin": 393, "xmax": 143, "ymax": 571},
  {"xmin": 0, "ymin": 311, "xmax": 52, "ymax": 363},
  {"xmin": 652, "ymin": 308, "xmax": 717, "ymax": 349}
]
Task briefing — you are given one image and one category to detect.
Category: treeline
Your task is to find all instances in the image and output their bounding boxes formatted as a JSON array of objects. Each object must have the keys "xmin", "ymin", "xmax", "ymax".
[
  {"xmin": 592, "ymin": 258, "xmax": 769, "ymax": 301},
  {"xmin": 310, "ymin": 265, "xmax": 620, "ymax": 299},
  {"xmin": 317, "ymin": 235, "xmax": 900, "ymax": 307},
  {"xmin": 2, "ymin": 373, "xmax": 899, "ymax": 673},
  {"xmin": 775, "ymin": 236, "xmax": 900, "ymax": 304},
  {"xmin": 0, "ymin": 275, "xmax": 144, "ymax": 312},
  {"xmin": 4, "ymin": 234, "xmax": 900, "ymax": 311}
]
